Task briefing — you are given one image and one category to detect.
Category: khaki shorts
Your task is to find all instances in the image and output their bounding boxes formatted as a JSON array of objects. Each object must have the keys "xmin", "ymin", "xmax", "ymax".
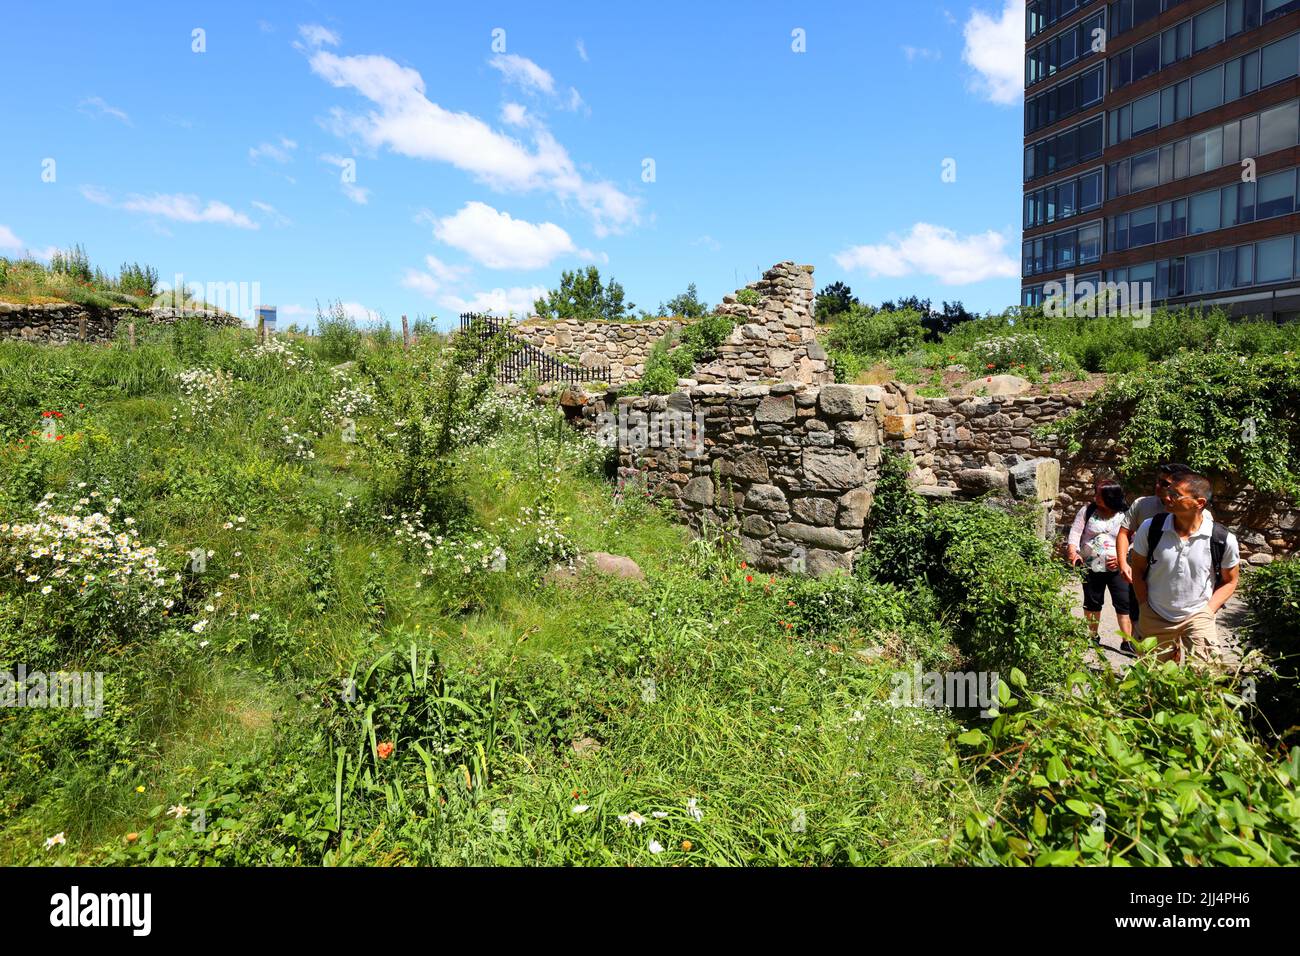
[{"xmin": 1135, "ymin": 601, "xmax": 1218, "ymax": 666}]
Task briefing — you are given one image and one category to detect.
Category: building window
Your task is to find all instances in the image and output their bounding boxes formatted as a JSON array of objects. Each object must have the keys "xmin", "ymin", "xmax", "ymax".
[{"xmin": 1256, "ymin": 235, "xmax": 1295, "ymax": 283}]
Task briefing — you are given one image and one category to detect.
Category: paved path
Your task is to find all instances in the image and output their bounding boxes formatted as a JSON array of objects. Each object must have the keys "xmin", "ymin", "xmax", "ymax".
[{"xmin": 1067, "ymin": 579, "xmax": 1249, "ymax": 671}]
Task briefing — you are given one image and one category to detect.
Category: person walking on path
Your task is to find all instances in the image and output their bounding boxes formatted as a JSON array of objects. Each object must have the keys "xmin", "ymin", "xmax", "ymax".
[
  {"xmin": 1129, "ymin": 473, "xmax": 1240, "ymax": 666},
  {"xmin": 1116, "ymin": 464, "xmax": 1212, "ymax": 629},
  {"xmin": 1067, "ymin": 478, "xmax": 1133, "ymax": 647}
]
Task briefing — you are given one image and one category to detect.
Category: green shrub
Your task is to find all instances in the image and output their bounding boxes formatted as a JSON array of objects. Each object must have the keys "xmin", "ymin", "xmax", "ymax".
[
  {"xmin": 315, "ymin": 301, "xmax": 363, "ymax": 364},
  {"xmin": 735, "ymin": 288, "xmax": 761, "ymax": 307},
  {"xmin": 860, "ymin": 450, "xmax": 933, "ymax": 587},
  {"xmin": 956, "ymin": 663, "xmax": 1300, "ymax": 865},
  {"xmin": 623, "ymin": 315, "xmax": 735, "ymax": 395},
  {"xmin": 826, "ymin": 304, "xmax": 924, "ymax": 359},
  {"xmin": 1056, "ymin": 350, "xmax": 1300, "ymax": 499},
  {"xmin": 968, "ymin": 332, "xmax": 1062, "ymax": 374},
  {"xmin": 1244, "ymin": 557, "xmax": 1300, "ymax": 747}
]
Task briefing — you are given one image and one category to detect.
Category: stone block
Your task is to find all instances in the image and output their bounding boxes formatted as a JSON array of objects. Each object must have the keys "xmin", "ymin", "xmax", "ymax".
[
  {"xmin": 818, "ymin": 384, "xmax": 871, "ymax": 420},
  {"xmin": 803, "ymin": 449, "xmax": 866, "ymax": 488},
  {"xmin": 755, "ymin": 395, "xmax": 796, "ymax": 423},
  {"xmin": 884, "ymin": 414, "xmax": 916, "ymax": 439},
  {"xmin": 1008, "ymin": 457, "xmax": 1060, "ymax": 502}
]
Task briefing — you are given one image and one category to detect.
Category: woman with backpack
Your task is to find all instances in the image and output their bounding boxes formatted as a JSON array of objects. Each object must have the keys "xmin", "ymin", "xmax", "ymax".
[{"xmin": 1066, "ymin": 478, "xmax": 1135, "ymax": 652}]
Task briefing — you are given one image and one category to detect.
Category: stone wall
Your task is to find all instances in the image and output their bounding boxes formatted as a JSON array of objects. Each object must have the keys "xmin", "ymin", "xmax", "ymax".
[
  {"xmin": 886, "ymin": 393, "xmax": 1300, "ymax": 565},
  {"xmin": 694, "ymin": 261, "xmax": 833, "ymax": 385},
  {"xmin": 0, "ymin": 302, "xmax": 240, "ymax": 344},
  {"xmin": 616, "ymin": 381, "xmax": 885, "ymax": 574},
  {"xmin": 513, "ymin": 318, "xmax": 681, "ymax": 384},
  {"xmin": 514, "ymin": 261, "xmax": 833, "ymax": 387}
]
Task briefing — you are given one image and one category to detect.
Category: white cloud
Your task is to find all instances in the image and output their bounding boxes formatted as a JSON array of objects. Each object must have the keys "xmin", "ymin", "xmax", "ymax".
[
  {"xmin": 489, "ymin": 54, "xmax": 556, "ymax": 95},
  {"xmin": 421, "ymin": 254, "xmax": 470, "ymax": 282},
  {"xmin": 501, "ymin": 102, "xmax": 530, "ymax": 127},
  {"xmin": 433, "ymin": 201, "xmax": 575, "ymax": 270},
  {"xmin": 298, "ymin": 24, "xmax": 340, "ymax": 49},
  {"xmin": 337, "ymin": 301, "xmax": 379, "ymax": 323},
  {"xmin": 440, "ymin": 285, "xmax": 548, "ymax": 317},
  {"xmin": 692, "ymin": 234, "xmax": 721, "ymax": 252},
  {"xmin": 0, "ymin": 227, "xmax": 59, "ymax": 261},
  {"xmin": 81, "ymin": 186, "xmax": 259, "ymax": 229},
  {"xmin": 963, "ymin": 0, "xmax": 1025, "ymax": 105},
  {"xmin": 833, "ymin": 223, "xmax": 1018, "ymax": 285},
  {"xmin": 249, "ymin": 137, "xmax": 298, "ymax": 164},
  {"xmin": 251, "ymin": 200, "xmax": 292, "ymax": 226},
  {"xmin": 0, "ymin": 225, "xmax": 24, "ymax": 252},
  {"xmin": 341, "ymin": 182, "xmax": 370, "ymax": 204},
  {"xmin": 279, "ymin": 304, "xmax": 311, "ymax": 318},
  {"xmin": 401, "ymin": 254, "xmax": 471, "ymax": 299},
  {"xmin": 79, "ymin": 96, "xmax": 131, "ymax": 126},
  {"xmin": 576, "ymin": 39, "xmax": 588, "ymax": 62},
  {"xmin": 307, "ymin": 49, "xmax": 637, "ymax": 235}
]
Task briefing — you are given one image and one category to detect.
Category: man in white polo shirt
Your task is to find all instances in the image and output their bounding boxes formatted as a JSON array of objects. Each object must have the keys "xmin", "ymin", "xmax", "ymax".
[{"xmin": 1129, "ymin": 473, "xmax": 1240, "ymax": 665}]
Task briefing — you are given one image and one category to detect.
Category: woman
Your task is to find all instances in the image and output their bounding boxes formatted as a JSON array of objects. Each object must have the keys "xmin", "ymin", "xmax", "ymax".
[{"xmin": 1067, "ymin": 478, "xmax": 1135, "ymax": 651}]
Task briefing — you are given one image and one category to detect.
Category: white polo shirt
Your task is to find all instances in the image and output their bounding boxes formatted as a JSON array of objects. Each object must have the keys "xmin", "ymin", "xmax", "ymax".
[{"xmin": 1131, "ymin": 513, "xmax": 1240, "ymax": 622}]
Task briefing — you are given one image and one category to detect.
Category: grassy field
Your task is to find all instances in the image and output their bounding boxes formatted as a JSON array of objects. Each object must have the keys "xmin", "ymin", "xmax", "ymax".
[{"xmin": 0, "ymin": 320, "xmax": 1294, "ymax": 866}]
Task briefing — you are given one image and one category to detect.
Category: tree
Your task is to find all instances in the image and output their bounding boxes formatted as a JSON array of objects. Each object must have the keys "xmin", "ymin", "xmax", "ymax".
[
  {"xmin": 534, "ymin": 266, "xmax": 636, "ymax": 321},
  {"xmin": 815, "ymin": 281, "xmax": 858, "ymax": 322},
  {"xmin": 657, "ymin": 282, "xmax": 710, "ymax": 318}
]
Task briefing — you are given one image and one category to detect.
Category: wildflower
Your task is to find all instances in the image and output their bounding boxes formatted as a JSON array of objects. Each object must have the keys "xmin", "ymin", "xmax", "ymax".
[
  {"xmin": 618, "ymin": 811, "xmax": 646, "ymax": 828},
  {"xmin": 125, "ymin": 832, "xmax": 139, "ymax": 844},
  {"xmin": 192, "ymin": 620, "xmax": 208, "ymax": 634},
  {"xmin": 44, "ymin": 832, "xmax": 66, "ymax": 849},
  {"xmin": 745, "ymin": 575, "xmax": 753, "ymax": 584},
  {"xmin": 248, "ymin": 613, "xmax": 260, "ymax": 621},
  {"xmin": 136, "ymin": 786, "xmax": 145, "ymax": 793},
  {"xmin": 377, "ymin": 741, "xmax": 395, "ymax": 759},
  {"xmin": 681, "ymin": 840, "xmax": 693, "ymax": 851},
  {"xmin": 167, "ymin": 805, "xmax": 189, "ymax": 819},
  {"xmin": 687, "ymin": 798, "xmax": 703, "ymax": 822},
  {"xmin": 648, "ymin": 840, "xmax": 664, "ymax": 854},
  {"xmin": 652, "ymin": 811, "xmax": 669, "ymax": 818},
  {"xmin": 572, "ymin": 804, "xmax": 590, "ymax": 814}
]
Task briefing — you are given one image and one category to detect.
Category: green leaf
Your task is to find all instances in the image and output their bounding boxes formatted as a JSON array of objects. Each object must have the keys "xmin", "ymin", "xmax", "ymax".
[
  {"xmin": 1032, "ymin": 805, "xmax": 1047, "ymax": 837},
  {"xmin": 957, "ymin": 729, "xmax": 987, "ymax": 746},
  {"xmin": 1065, "ymin": 799, "xmax": 1092, "ymax": 816}
]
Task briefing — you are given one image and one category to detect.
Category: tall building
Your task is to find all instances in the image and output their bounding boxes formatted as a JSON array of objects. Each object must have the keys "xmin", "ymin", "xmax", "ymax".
[{"xmin": 1022, "ymin": 0, "xmax": 1300, "ymax": 317}]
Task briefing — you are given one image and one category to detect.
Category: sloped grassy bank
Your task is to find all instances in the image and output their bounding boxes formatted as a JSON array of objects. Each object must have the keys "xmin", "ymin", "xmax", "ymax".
[{"xmin": 0, "ymin": 322, "xmax": 1294, "ymax": 865}]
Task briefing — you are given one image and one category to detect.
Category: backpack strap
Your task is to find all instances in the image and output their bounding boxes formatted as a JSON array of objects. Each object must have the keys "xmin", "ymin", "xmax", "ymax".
[
  {"xmin": 1084, "ymin": 502, "xmax": 1097, "ymax": 524},
  {"xmin": 1210, "ymin": 520, "xmax": 1229, "ymax": 590},
  {"xmin": 1142, "ymin": 514, "xmax": 1167, "ymax": 581}
]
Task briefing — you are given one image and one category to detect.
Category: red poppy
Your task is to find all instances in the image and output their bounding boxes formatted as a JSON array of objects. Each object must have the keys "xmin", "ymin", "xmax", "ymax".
[
  {"xmin": 986, "ymin": 364, "xmax": 995, "ymax": 370},
  {"xmin": 53, "ymin": 412, "xmax": 64, "ymax": 419},
  {"xmin": 41, "ymin": 411, "xmax": 52, "ymax": 418},
  {"xmin": 55, "ymin": 435, "xmax": 64, "ymax": 441},
  {"xmin": 377, "ymin": 741, "xmax": 394, "ymax": 759},
  {"xmin": 745, "ymin": 575, "xmax": 753, "ymax": 584}
]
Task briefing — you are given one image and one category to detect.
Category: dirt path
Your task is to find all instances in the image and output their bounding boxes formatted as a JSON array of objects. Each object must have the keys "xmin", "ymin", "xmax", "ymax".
[{"xmin": 1067, "ymin": 579, "xmax": 1249, "ymax": 671}]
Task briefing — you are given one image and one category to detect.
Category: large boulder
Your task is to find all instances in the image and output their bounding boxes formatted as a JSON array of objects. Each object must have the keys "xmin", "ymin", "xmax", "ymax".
[
  {"xmin": 585, "ymin": 552, "xmax": 646, "ymax": 582},
  {"xmin": 960, "ymin": 374, "xmax": 1032, "ymax": 397}
]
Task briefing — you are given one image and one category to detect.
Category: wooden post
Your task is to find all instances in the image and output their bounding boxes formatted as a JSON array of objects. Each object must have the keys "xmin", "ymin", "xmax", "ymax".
[
  {"xmin": 401, "ymin": 314, "xmax": 410, "ymax": 350},
  {"xmin": 78, "ymin": 315, "xmax": 86, "ymax": 342},
  {"xmin": 257, "ymin": 314, "xmax": 266, "ymax": 343},
  {"xmin": 128, "ymin": 321, "xmax": 136, "ymax": 349}
]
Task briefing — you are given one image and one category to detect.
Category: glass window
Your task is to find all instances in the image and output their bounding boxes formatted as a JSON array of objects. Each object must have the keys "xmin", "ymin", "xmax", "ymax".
[
  {"xmin": 1059, "ymin": 180, "xmax": 1077, "ymax": 219},
  {"xmin": 1080, "ymin": 169, "xmax": 1102, "ymax": 209},
  {"xmin": 1132, "ymin": 93, "xmax": 1159, "ymax": 135},
  {"xmin": 1131, "ymin": 35, "xmax": 1160, "ymax": 84},
  {"xmin": 1261, "ymin": 33, "xmax": 1300, "ymax": 87},
  {"xmin": 1237, "ymin": 244, "xmax": 1254, "ymax": 286},
  {"xmin": 1194, "ymin": 6, "xmax": 1226, "ymax": 52},
  {"xmin": 1260, "ymin": 100, "xmax": 1300, "ymax": 153},
  {"xmin": 1174, "ymin": 138, "xmax": 1190, "ymax": 180},
  {"xmin": 1241, "ymin": 113, "xmax": 1259, "ymax": 157},
  {"xmin": 1190, "ymin": 128, "xmax": 1223, "ymax": 176},
  {"xmin": 1189, "ymin": 190, "xmax": 1221, "ymax": 234},
  {"xmin": 1187, "ymin": 252, "xmax": 1220, "ymax": 294},
  {"xmin": 1228, "ymin": 0, "xmax": 1246, "ymax": 36},
  {"xmin": 1079, "ymin": 117, "xmax": 1104, "ymax": 160},
  {"xmin": 1131, "ymin": 150, "xmax": 1159, "ymax": 191},
  {"xmin": 1244, "ymin": 50, "xmax": 1261, "ymax": 95},
  {"xmin": 1220, "ymin": 247, "xmax": 1237, "ymax": 290},
  {"xmin": 1256, "ymin": 235, "xmax": 1294, "ymax": 283},
  {"xmin": 1222, "ymin": 184, "xmax": 1240, "ymax": 228},
  {"xmin": 1081, "ymin": 67, "xmax": 1103, "ymax": 106},
  {"xmin": 1079, "ymin": 222, "xmax": 1102, "ymax": 263},
  {"xmin": 1131, "ymin": 262, "xmax": 1157, "ymax": 294},
  {"xmin": 1224, "ymin": 120, "xmax": 1241, "ymax": 166},
  {"xmin": 1256, "ymin": 169, "xmax": 1296, "ymax": 218},
  {"xmin": 1130, "ymin": 207, "xmax": 1157, "ymax": 247},
  {"xmin": 1226, "ymin": 56, "xmax": 1243, "ymax": 101},
  {"xmin": 1159, "ymin": 143, "xmax": 1175, "ymax": 183},
  {"xmin": 1238, "ymin": 181, "xmax": 1256, "ymax": 223},
  {"xmin": 1113, "ymin": 213, "xmax": 1130, "ymax": 252},
  {"xmin": 1160, "ymin": 85, "xmax": 1177, "ymax": 127},
  {"xmin": 1192, "ymin": 66, "xmax": 1224, "ymax": 114}
]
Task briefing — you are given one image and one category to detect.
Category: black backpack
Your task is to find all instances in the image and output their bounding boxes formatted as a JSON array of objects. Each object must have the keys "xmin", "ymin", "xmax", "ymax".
[{"xmin": 1144, "ymin": 514, "xmax": 1230, "ymax": 589}]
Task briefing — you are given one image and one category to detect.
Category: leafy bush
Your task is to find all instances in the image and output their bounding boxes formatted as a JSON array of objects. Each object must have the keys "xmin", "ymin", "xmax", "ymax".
[
  {"xmin": 735, "ymin": 288, "xmax": 761, "ymax": 307},
  {"xmin": 622, "ymin": 314, "xmax": 735, "ymax": 395},
  {"xmin": 1056, "ymin": 350, "xmax": 1300, "ymax": 499},
  {"xmin": 1244, "ymin": 556, "xmax": 1300, "ymax": 746},
  {"xmin": 314, "ymin": 301, "xmax": 363, "ymax": 364},
  {"xmin": 826, "ymin": 304, "xmax": 925, "ymax": 359},
  {"xmin": 957, "ymin": 663, "xmax": 1300, "ymax": 865},
  {"xmin": 968, "ymin": 333, "xmax": 1062, "ymax": 374},
  {"xmin": 860, "ymin": 451, "xmax": 1086, "ymax": 687},
  {"xmin": 534, "ymin": 266, "xmax": 636, "ymax": 321}
]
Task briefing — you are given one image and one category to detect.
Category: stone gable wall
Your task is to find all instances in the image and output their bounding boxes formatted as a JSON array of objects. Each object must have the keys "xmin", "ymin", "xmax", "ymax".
[
  {"xmin": 512, "ymin": 318, "xmax": 682, "ymax": 384},
  {"xmin": 615, "ymin": 382, "xmax": 885, "ymax": 574}
]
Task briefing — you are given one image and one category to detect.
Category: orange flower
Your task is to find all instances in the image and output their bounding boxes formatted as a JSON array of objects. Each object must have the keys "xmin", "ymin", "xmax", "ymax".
[
  {"xmin": 377, "ymin": 741, "xmax": 394, "ymax": 759},
  {"xmin": 787, "ymin": 601, "xmax": 795, "ymax": 607},
  {"xmin": 125, "ymin": 832, "xmax": 139, "ymax": 844},
  {"xmin": 745, "ymin": 575, "xmax": 753, "ymax": 583},
  {"xmin": 681, "ymin": 840, "xmax": 693, "ymax": 851}
]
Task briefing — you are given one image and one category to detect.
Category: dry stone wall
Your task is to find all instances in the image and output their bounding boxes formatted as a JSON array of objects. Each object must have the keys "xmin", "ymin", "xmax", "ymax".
[
  {"xmin": 615, "ymin": 382, "xmax": 885, "ymax": 574},
  {"xmin": 884, "ymin": 393, "xmax": 1300, "ymax": 564},
  {"xmin": 0, "ymin": 302, "xmax": 240, "ymax": 344},
  {"xmin": 512, "ymin": 318, "xmax": 681, "ymax": 384},
  {"xmin": 695, "ymin": 262, "xmax": 833, "ymax": 385}
]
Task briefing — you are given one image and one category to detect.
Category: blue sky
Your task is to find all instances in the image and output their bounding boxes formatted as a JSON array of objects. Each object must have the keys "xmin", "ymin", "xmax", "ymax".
[{"xmin": 0, "ymin": 0, "xmax": 1026, "ymax": 329}]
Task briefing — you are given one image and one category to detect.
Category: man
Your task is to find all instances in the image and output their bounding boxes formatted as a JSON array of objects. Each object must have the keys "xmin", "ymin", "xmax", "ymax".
[
  {"xmin": 1115, "ymin": 464, "xmax": 1208, "ymax": 646},
  {"xmin": 1128, "ymin": 473, "xmax": 1239, "ymax": 665}
]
